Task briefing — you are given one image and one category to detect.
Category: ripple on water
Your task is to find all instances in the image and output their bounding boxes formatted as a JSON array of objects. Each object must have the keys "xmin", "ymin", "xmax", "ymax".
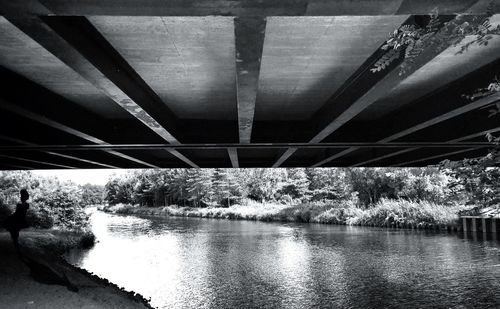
[{"xmin": 67, "ymin": 212, "xmax": 500, "ymax": 309}]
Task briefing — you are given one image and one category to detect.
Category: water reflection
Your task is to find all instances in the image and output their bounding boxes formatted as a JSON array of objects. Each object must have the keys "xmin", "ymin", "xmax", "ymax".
[{"xmin": 67, "ymin": 212, "xmax": 500, "ymax": 309}]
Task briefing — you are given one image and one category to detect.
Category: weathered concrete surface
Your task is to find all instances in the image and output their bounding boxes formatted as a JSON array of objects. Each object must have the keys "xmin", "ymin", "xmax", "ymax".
[
  {"xmin": 0, "ymin": 6, "xmax": 499, "ymax": 168},
  {"xmin": 21, "ymin": 0, "xmax": 496, "ymax": 16},
  {"xmin": 90, "ymin": 16, "xmax": 237, "ymax": 121},
  {"xmin": 0, "ymin": 17, "xmax": 130, "ymax": 119},
  {"xmin": 255, "ymin": 16, "xmax": 407, "ymax": 121},
  {"xmin": 359, "ymin": 15, "xmax": 500, "ymax": 120},
  {"xmin": 234, "ymin": 16, "xmax": 266, "ymax": 143}
]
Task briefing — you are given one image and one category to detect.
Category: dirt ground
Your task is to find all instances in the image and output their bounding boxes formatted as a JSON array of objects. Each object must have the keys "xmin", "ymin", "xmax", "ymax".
[{"xmin": 0, "ymin": 231, "xmax": 152, "ymax": 309}]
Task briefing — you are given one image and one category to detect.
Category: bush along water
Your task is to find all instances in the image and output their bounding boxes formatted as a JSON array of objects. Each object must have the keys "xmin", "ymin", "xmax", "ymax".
[
  {"xmin": 102, "ymin": 198, "xmax": 468, "ymax": 231},
  {"xmin": 0, "ymin": 171, "xmax": 96, "ymax": 248}
]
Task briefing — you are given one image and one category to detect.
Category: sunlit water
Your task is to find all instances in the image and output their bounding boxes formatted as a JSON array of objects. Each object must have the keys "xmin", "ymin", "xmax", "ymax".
[{"xmin": 66, "ymin": 211, "xmax": 500, "ymax": 309}]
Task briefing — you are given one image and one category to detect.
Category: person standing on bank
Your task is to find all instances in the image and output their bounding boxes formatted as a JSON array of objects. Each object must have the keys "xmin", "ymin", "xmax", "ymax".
[{"xmin": 4, "ymin": 189, "xmax": 30, "ymax": 251}]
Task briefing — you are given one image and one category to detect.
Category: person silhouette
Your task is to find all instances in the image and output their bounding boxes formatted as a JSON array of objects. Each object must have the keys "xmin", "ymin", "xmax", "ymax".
[{"xmin": 4, "ymin": 189, "xmax": 30, "ymax": 251}]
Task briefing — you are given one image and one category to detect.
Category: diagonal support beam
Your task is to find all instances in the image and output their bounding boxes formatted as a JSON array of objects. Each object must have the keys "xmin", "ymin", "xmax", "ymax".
[
  {"xmin": 41, "ymin": 16, "xmax": 199, "ymax": 168},
  {"xmin": 308, "ymin": 25, "xmax": 500, "ymax": 168},
  {"xmin": 0, "ymin": 162, "xmax": 35, "ymax": 170},
  {"xmin": 0, "ymin": 134, "xmax": 119, "ymax": 169},
  {"xmin": 0, "ymin": 99, "xmax": 158, "ymax": 168},
  {"xmin": 227, "ymin": 148, "xmax": 239, "ymax": 168},
  {"xmin": 0, "ymin": 154, "xmax": 76, "ymax": 169},
  {"xmin": 272, "ymin": 16, "xmax": 438, "ymax": 167},
  {"xmin": 348, "ymin": 93, "xmax": 500, "ymax": 167},
  {"xmin": 2, "ymin": 10, "xmax": 198, "ymax": 168},
  {"xmin": 393, "ymin": 148, "xmax": 484, "ymax": 167},
  {"xmin": 391, "ymin": 127, "xmax": 500, "ymax": 167}
]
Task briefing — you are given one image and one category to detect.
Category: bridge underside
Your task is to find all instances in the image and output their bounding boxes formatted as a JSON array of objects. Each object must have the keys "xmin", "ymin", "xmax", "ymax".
[{"xmin": 0, "ymin": 0, "xmax": 499, "ymax": 169}]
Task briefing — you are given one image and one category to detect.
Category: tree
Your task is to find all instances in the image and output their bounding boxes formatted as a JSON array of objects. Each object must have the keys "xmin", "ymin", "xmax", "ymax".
[
  {"xmin": 306, "ymin": 168, "xmax": 350, "ymax": 201},
  {"xmin": 212, "ymin": 169, "xmax": 243, "ymax": 206},
  {"xmin": 185, "ymin": 169, "xmax": 214, "ymax": 207},
  {"xmin": 278, "ymin": 168, "xmax": 309, "ymax": 201},
  {"xmin": 80, "ymin": 184, "xmax": 104, "ymax": 206}
]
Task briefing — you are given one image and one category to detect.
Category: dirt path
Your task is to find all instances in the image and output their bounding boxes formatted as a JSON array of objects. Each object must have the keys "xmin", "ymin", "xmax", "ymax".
[{"xmin": 0, "ymin": 231, "xmax": 152, "ymax": 309}]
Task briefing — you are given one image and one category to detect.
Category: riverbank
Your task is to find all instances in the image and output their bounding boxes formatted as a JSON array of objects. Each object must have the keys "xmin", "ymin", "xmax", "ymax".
[
  {"xmin": 102, "ymin": 199, "xmax": 468, "ymax": 230},
  {"xmin": 0, "ymin": 229, "xmax": 152, "ymax": 309}
]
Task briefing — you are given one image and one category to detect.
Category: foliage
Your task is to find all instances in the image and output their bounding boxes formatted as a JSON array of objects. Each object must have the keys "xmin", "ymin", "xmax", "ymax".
[
  {"xmin": 371, "ymin": 11, "xmax": 442, "ymax": 74},
  {"xmin": 372, "ymin": 4, "xmax": 500, "ymax": 75},
  {"xmin": 80, "ymin": 183, "xmax": 105, "ymax": 206},
  {"xmin": 305, "ymin": 168, "xmax": 350, "ymax": 201},
  {"xmin": 0, "ymin": 171, "xmax": 92, "ymax": 231},
  {"xmin": 351, "ymin": 199, "xmax": 463, "ymax": 227},
  {"xmin": 441, "ymin": 159, "xmax": 500, "ymax": 208},
  {"xmin": 101, "ymin": 167, "xmax": 465, "ymax": 210},
  {"xmin": 348, "ymin": 167, "xmax": 449, "ymax": 207},
  {"xmin": 462, "ymin": 76, "xmax": 500, "ymax": 117},
  {"xmin": 111, "ymin": 199, "xmax": 464, "ymax": 229}
]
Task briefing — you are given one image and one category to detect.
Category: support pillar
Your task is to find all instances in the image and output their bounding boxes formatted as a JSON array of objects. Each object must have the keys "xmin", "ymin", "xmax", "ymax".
[
  {"xmin": 463, "ymin": 218, "xmax": 467, "ymax": 233},
  {"xmin": 471, "ymin": 218, "xmax": 477, "ymax": 232},
  {"xmin": 492, "ymin": 218, "xmax": 497, "ymax": 234},
  {"xmin": 482, "ymin": 218, "xmax": 487, "ymax": 233}
]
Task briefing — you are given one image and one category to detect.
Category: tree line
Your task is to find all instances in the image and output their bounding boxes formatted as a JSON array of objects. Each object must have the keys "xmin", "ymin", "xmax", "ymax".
[
  {"xmin": 0, "ymin": 171, "xmax": 104, "ymax": 229},
  {"xmin": 103, "ymin": 166, "xmax": 498, "ymax": 208}
]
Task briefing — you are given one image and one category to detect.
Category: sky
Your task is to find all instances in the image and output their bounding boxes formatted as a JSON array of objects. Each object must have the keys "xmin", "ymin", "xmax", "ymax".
[{"xmin": 31, "ymin": 169, "xmax": 128, "ymax": 186}]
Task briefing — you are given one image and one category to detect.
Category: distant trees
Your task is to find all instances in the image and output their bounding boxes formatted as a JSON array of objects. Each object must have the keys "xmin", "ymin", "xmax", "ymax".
[
  {"xmin": 81, "ymin": 184, "xmax": 105, "ymax": 206},
  {"xmin": 101, "ymin": 166, "xmax": 485, "ymax": 209},
  {"xmin": 0, "ymin": 171, "xmax": 102, "ymax": 230}
]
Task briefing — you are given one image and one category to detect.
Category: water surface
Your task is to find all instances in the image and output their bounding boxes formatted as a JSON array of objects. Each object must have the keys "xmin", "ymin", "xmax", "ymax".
[{"xmin": 67, "ymin": 211, "xmax": 500, "ymax": 309}]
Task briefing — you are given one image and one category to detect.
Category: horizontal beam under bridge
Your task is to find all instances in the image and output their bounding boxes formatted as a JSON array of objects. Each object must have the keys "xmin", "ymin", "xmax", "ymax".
[
  {"xmin": 4, "ymin": 0, "xmax": 496, "ymax": 16},
  {"xmin": 0, "ymin": 142, "xmax": 495, "ymax": 151}
]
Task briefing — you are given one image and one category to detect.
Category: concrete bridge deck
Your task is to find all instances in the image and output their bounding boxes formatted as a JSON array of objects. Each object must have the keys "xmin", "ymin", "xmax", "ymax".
[{"xmin": 0, "ymin": 0, "xmax": 499, "ymax": 169}]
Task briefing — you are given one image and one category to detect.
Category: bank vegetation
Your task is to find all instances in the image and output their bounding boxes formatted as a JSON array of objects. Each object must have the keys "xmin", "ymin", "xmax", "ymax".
[{"xmin": 102, "ymin": 163, "xmax": 499, "ymax": 228}]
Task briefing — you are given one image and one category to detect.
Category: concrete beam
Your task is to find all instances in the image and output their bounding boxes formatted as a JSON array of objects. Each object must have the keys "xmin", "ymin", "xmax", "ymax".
[
  {"xmin": 227, "ymin": 148, "xmax": 239, "ymax": 168},
  {"xmin": 274, "ymin": 16, "xmax": 442, "ymax": 167},
  {"xmin": 2, "ymin": 0, "xmax": 494, "ymax": 16},
  {"xmin": 347, "ymin": 94, "xmax": 500, "ymax": 166},
  {"xmin": 0, "ymin": 134, "xmax": 119, "ymax": 169},
  {"xmin": 311, "ymin": 35, "xmax": 500, "ymax": 167},
  {"xmin": 0, "ymin": 154, "xmax": 76, "ymax": 169},
  {"xmin": 390, "ymin": 127, "xmax": 500, "ymax": 166},
  {"xmin": 0, "ymin": 99, "xmax": 158, "ymax": 168},
  {"xmin": 234, "ymin": 17, "xmax": 266, "ymax": 144},
  {"xmin": 1, "ymin": 9, "xmax": 197, "ymax": 168},
  {"xmin": 40, "ymin": 16, "xmax": 199, "ymax": 168},
  {"xmin": 0, "ymin": 162, "xmax": 35, "ymax": 170},
  {"xmin": 0, "ymin": 142, "xmax": 492, "ymax": 152}
]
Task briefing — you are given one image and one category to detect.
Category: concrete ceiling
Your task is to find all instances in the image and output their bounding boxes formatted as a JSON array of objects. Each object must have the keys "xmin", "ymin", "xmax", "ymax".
[
  {"xmin": 90, "ymin": 16, "xmax": 237, "ymax": 120},
  {"xmin": 358, "ymin": 15, "xmax": 500, "ymax": 120},
  {"xmin": 0, "ymin": 0, "xmax": 499, "ymax": 169},
  {"xmin": 256, "ymin": 15, "xmax": 407, "ymax": 121},
  {"xmin": 0, "ymin": 17, "xmax": 132, "ymax": 119}
]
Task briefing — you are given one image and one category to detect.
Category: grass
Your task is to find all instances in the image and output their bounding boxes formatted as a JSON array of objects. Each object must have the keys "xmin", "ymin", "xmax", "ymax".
[{"xmin": 102, "ymin": 199, "xmax": 469, "ymax": 229}]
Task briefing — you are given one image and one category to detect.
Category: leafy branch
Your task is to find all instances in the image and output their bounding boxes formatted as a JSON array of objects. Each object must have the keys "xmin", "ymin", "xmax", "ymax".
[
  {"xmin": 462, "ymin": 76, "xmax": 500, "ymax": 117},
  {"xmin": 371, "ymin": 2, "xmax": 500, "ymax": 75}
]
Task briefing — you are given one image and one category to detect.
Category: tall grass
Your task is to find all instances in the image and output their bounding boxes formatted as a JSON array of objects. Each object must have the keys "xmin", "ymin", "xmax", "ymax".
[{"xmin": 103, "ymin": 198, "xmax": 468, "ymax": 228}]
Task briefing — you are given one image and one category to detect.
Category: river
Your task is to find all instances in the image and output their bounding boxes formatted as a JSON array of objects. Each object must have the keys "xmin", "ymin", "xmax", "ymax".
[{"xmin": 66, "ymin": 211, "xmax": 500, "ymax": 309}]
